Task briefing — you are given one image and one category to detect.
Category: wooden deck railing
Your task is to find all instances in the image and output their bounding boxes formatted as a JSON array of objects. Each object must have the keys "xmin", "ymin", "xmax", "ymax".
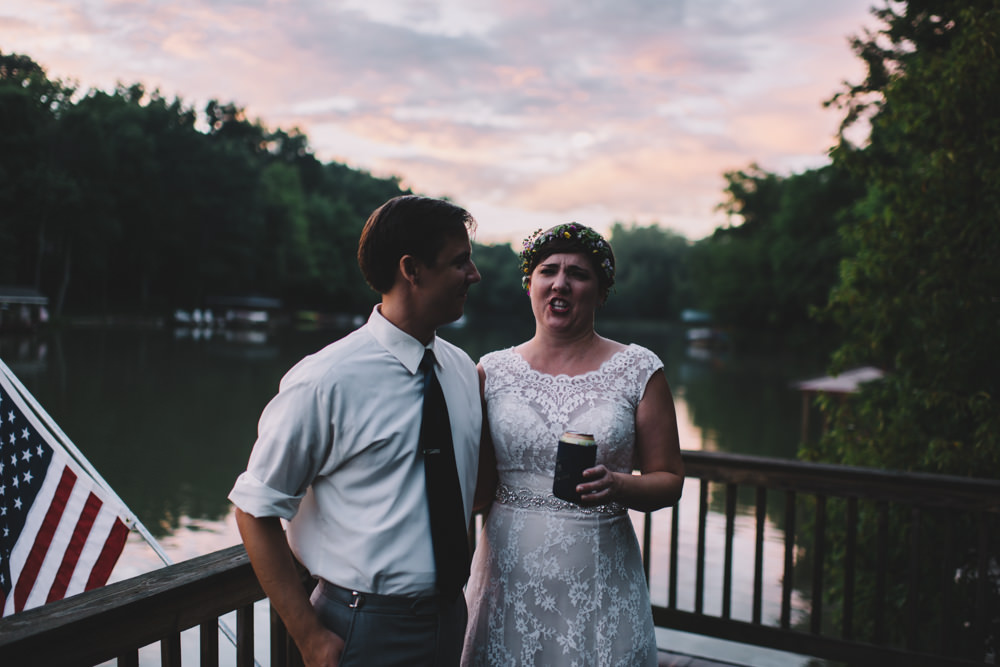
[
  {"xmin": 1, "ymin": 451, "xmax": 997, "ymax": 666},
  {"xmin": 649, "ymin": 451, "xmax": 1000, "ymax": 667}
]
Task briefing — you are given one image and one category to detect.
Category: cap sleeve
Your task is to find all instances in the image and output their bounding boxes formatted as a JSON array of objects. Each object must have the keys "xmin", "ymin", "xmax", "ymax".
[{"xmin": 627, "ymin": 344, "xmax": 664, "ymax": 402}]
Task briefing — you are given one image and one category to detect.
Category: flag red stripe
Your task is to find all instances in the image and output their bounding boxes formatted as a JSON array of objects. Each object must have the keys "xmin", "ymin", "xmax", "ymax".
[
  {"xmin": 14, "ymin": 466, "xmax": 77, "ymax": 612},
  {"xmin": 46, "ymin": 492, "xmax": 102, "ymax": 603},
  {"xmin": 85, "ymin": 518, "xmax": 129, "ymax": 591}
]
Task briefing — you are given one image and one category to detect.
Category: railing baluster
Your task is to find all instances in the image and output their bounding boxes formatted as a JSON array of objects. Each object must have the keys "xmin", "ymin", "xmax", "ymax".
[
  {"xmin": 237, "ymin": 603, "xmax": 254, "ymax": 667},
  {"xmin": 781, "ymin": 490, "xmax": 796, "ymax": 630},
  {"xmin": 753, "ymin": 486, "xmax": 766, "ymax": 625},
  {"xmin": 161, "ymin": 632, "xmax": 181, "ymax": 667},
  {"xmin": 843, "ymin": 496, "xmax": 857, "ymax": 641},
  {"xmin": 907, "ymin": 507, "xmax": 922, "ymax": 650},
  {"xmin": 723, "ymin": 482, "xmax": 737, "ymax": 619},
  {"xmin": 643, "ymin": 511, "xmax": 653, "ymax": 584},
  {"xmin": 874, "ymin": 501, "xmax": 888, "ymax": 643},
  {"xmin": 975, "ymin": 511, "xmax": 989, "ymax": 660},
  {"xmin": 271, "ymin": 603, "xmax": 306, "ymax": 667},
  {"xmin": 811, "ymin": 494, "xmax": 826, "ymax": 634},
  {"xmin": 696, "ymin": 479, "xmax": 709, "ymax": 614},
  {"xmin": 271, "ymin": 603, "xmax": 287, "ymax": 667},
  {"xmin": 939, "ymin": 510, "xmax": 954, "ymax": 656},
  {"xmin": 201, "ymin": 619, "xmax": 220, "ymax": 667},
  {"xmin": 669, "ymin": 502, "xmax": 679, "ymax": 609}
]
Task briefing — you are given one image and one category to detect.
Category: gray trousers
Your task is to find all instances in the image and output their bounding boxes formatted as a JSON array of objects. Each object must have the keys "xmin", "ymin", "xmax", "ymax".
[{"xmin": 310, "ymin": 580, "xmax": 467, "ymax": 666}]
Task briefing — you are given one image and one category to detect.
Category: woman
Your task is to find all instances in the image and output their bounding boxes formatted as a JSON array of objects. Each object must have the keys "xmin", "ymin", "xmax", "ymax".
[{"xmin": 463, "ymin": 223, "xmax": 685, "ymax": 666}]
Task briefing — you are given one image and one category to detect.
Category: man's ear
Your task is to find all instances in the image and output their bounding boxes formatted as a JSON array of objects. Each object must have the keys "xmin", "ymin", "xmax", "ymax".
[{"xmin": 400, "ymin": 254, "xmax": 420, "ymax": 286}]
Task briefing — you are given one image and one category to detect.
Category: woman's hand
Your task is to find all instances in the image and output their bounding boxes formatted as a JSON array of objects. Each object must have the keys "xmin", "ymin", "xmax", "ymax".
[
  {"xmin": 574, "ymin": 368, "xmax": 686, "ymax": 512},
  {"xmin": 576, "ymin": 465, "xmax": 623, "ymax": 504}
]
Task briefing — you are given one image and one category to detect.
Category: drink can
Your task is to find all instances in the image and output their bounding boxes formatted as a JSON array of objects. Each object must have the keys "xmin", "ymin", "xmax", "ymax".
[{"xmin": 552, "ymin": 431, "xmax": 597, "ymax": 503}]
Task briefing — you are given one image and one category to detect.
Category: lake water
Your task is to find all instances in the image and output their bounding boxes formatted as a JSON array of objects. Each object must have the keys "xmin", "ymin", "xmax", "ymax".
[{"xmin": 1, "ymin": 319, "xmax": 834, "ymax": 666}]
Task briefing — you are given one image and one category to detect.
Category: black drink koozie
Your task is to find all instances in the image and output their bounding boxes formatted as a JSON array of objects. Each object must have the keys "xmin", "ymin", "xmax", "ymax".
[{"xmin": 552, "ymin": 432, "xmax": 597, "ymax": 503}]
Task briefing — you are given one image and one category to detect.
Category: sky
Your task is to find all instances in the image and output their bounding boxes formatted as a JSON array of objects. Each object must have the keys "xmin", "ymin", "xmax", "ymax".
[{"xmin": 1, "ymin": 0, "xmax": 877, "ymax": 245}]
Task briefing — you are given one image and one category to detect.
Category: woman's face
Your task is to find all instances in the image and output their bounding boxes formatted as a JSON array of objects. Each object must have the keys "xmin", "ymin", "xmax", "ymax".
[{"xmin": 527, "ymin": 252, "xmax": 602, "ymax": 334}]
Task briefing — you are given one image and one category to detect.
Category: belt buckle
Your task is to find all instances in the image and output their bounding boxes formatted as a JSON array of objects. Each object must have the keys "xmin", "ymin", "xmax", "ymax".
[{"xmin": 349, "ymin": 590, "xmax": 364, "ymax": 609}]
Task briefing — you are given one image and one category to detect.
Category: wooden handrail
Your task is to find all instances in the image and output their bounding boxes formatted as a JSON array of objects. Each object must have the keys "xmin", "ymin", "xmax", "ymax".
[
  {"xmin": 682, "ymin": 450, "xmax": 1000, "ymax": 510},
  {"xmin": 0, "ymin": 546, "xmax": 270, "ymax": 666}
]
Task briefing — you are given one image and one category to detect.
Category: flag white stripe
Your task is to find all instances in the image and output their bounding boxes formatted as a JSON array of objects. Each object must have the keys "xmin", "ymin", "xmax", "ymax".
[
  {"xmin": 65, "ymin": 506, "xmax": 118, "ymax": 598},
  {"xmin": 21, "ymin": 473, "xmax": 97, "ymax": 612}
]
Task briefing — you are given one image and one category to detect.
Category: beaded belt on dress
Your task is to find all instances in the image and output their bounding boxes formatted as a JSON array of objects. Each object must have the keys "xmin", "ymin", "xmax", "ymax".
[{"xmin": 494, "ymin": 483, "xmax": 627, "ymax": 515}]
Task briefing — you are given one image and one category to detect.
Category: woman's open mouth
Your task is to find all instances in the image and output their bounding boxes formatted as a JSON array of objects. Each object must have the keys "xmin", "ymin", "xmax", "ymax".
[{"xmin": 549, "ymin": 298, "xmax": 570, "ymax": 314}]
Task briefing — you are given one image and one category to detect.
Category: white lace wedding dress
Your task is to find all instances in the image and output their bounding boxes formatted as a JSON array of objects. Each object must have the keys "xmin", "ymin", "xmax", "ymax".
[{"xmin": 462, "ymin": 344, "xmax": 661, "ymax": 667}]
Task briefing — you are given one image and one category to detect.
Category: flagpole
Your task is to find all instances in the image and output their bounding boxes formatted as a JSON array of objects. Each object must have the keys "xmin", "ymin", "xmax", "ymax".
[{"xmin": 0, "ymin": 358, "xmax": 256, "ymax": 665}]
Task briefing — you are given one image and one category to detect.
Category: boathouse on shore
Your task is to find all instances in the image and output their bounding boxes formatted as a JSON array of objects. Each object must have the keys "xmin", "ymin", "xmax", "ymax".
[{"xmin": 0, "ymin": 286, "xmax": 49, "ymax": 331}]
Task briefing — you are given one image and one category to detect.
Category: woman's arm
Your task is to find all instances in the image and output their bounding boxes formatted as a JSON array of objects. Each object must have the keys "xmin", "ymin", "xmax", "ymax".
[{"xmin": 578, "ymin": 369, "xmax": 685, "ymax": 512}]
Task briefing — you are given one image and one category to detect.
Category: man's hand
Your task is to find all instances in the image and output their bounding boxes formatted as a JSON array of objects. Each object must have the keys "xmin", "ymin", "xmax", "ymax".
[{"xmin": 299, "ymin": 626, "xmax": 345, "ymax": 667}]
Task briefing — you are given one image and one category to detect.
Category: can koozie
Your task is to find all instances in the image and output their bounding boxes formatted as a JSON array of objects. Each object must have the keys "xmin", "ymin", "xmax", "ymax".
[{"xmin": 552, "ymin": 432, "xmax": 597, "ymax": 503}]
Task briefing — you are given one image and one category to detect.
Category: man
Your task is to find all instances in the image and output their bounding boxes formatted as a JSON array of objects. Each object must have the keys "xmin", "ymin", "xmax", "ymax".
[{"xmin": 228, "ymin": 195, "xmax": 482, "ymax": 666}]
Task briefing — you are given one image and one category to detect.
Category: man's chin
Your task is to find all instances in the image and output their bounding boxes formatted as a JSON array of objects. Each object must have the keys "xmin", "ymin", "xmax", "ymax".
[{"xmin": 432, "ymin": 308, "xmax": 464, "ymax": 329}]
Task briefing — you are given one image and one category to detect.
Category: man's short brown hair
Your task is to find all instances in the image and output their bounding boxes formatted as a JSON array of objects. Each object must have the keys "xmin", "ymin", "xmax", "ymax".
[{"xmin": 357, "ymin": 195, "xmax": 476, "ymax": 294}]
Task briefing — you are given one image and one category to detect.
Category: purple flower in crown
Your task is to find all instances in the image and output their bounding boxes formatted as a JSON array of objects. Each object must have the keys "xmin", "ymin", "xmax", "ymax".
[{"xmin": 517, "ymin": 222, "xmax": 616, "ymax": 292}]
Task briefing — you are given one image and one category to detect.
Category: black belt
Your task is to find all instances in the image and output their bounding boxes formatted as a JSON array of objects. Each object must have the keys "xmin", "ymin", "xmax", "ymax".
[{"xmin": 316, "ymin": 580, "xmax": 443, "ymax": 615}]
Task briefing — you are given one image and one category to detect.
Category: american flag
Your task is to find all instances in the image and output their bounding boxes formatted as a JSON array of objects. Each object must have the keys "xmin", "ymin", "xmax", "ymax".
[{"xmin": 0, "ymin": 369, "xmax": 130, "ymax": 617}]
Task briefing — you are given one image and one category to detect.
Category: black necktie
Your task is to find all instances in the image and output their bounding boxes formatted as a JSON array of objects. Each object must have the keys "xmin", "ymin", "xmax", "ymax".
[{"xmin": 419, "ymin": 349, "xmax": 470, "ymax": 599}]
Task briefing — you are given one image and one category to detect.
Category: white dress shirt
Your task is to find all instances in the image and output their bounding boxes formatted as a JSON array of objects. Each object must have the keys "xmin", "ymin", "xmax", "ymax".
[{"xmin": 228, "ymin": 305, "xmax": 481, "ymax": 596}]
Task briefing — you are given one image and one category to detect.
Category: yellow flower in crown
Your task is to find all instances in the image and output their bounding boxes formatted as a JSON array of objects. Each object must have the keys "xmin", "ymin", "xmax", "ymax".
[{"xmin": 518, "ymin": 222, "xmax": 615, "ymax": 291}]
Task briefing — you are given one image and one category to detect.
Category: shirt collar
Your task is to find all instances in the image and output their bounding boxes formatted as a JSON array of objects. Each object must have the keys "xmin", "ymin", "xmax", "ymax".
[{"xmin": 367, "ymin": 304, "xmax": 438, "ymax": 376}]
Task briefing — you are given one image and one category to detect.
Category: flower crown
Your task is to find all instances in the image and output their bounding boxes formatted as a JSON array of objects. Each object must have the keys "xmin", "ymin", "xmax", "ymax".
[{"xmin": 518, "ymin": 223, "xmax": 615, "ymax": 290}]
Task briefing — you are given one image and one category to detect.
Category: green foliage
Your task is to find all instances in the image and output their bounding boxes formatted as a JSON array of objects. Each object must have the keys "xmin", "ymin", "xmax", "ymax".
[
  {"xmin": 464, "ymin": 241, "xmax": 531, "ymax": 324},
  {"xmin": 465, "ymin": 223, "xmax": 697, "ymax": 326},
  {"xmin": 796, "ymin": 3, "xmax": 1000, "ymax": 658},
  {"xmin": 690, "ymin": 164, "xmax": 862, "ymax": 330},
  {"xmin": 812, "ymin": 1, "xmax": 1000, "ymax": 479},
  {"xmin": 602, "ymin": 222, "xmax": 693, "ymax": 320},
  {"xmin": 0, "ymin": 51, "xmax": 408, "ymax": 317}
]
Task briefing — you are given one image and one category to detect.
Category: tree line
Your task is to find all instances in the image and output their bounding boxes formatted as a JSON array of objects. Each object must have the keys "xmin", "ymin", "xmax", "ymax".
[
  {"xmin": 0, "ymin": 55, "xmax": 408, "ymax": 317},
  {"xmin": 0, "ymin": 49, "xmax": 857, "ymax": 336}
]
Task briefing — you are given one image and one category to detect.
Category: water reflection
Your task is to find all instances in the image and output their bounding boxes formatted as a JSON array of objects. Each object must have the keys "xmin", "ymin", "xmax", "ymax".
[{"xmin": 2, "ymin": 322, "xmax": 826, "ymax": 538}]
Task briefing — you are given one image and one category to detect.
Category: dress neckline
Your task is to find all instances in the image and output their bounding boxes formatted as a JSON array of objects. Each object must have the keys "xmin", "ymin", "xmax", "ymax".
[{"xmin": 508, "ymin": 344, "xmax": 634, "ymax": 381}]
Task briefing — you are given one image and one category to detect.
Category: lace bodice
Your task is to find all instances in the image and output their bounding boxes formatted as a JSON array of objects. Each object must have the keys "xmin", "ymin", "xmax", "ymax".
[{"xmin": 481, "ymin": 344, "xmax": 663, "ymax": 494}]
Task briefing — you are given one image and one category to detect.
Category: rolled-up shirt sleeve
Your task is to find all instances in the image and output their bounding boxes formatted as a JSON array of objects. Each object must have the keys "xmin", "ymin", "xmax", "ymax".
[{"xmin": 229, "ymin": 377, "xmax": 335, "ymax": 520}]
